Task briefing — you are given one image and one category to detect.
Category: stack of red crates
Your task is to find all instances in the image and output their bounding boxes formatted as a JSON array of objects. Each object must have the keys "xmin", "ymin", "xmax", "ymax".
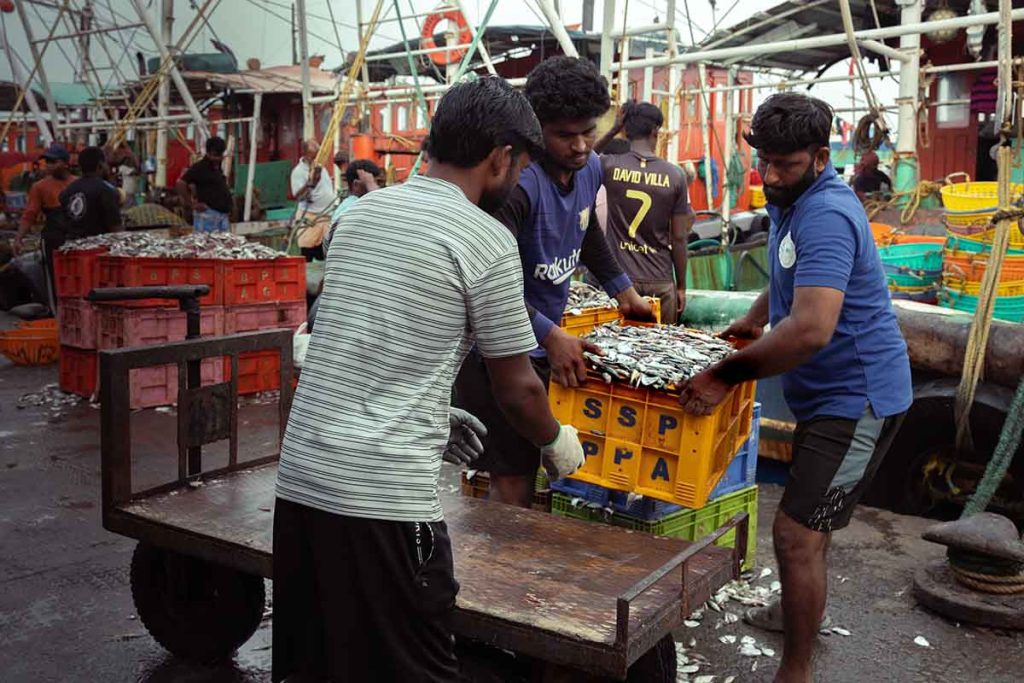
[{"xmin": 56, "ymin": 248, "xmax": 306, "ymax": 404}]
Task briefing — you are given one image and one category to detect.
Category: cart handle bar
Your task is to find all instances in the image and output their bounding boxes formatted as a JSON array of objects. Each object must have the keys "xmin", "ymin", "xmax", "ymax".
[
  {"xmin": 87, "ymin": 285, "xmax": 210, "ymax": 303},
  {"xmin": 614, "ymin": 511, "xmax": 750, "ymax": 649}
]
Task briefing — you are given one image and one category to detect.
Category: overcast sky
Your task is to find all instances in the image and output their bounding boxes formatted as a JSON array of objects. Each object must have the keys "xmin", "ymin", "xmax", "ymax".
[{"xmin": 1, "ymin": 0, "xmax": 898, "ymax": 116}]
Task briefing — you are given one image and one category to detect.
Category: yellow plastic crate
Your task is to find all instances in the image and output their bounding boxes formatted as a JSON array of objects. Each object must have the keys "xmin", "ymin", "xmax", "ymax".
[
  {"xmin": 560, "ymin": 297, "xmax": 663, "ymax": 337},
  {"xmin": 750, "ymin": 185, "xmax": 766, "ymax": 209},
  {"xmin": 560, "ymin": 306, "xmax": 620, "ymax": 337},
  {"xmin": 549, "ymin": 370, "xmax": 757, "ymax": 509}
]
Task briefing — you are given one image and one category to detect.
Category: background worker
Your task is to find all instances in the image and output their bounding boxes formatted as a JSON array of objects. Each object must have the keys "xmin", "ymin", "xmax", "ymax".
[
  {"xmin": 12, "ymin": 143, "xmax": 77, "ymax": 304},
  {"xmin": 455, "ymin": 56, "xmax": 654, "ymax": 509},
  {"xmin": 59, "ymin": 146, "xmax": 123, "ymax": 243},
  {"xmin": 290, "ymin": 139, "xmax": 336, "ymax": 261},
  {"xmin": 677, "ymin": 93, "xmax": 911, "ymax": 683},
  {"xmin": 851, "ymin": 150, "xmax": 892, "ymax": 202},
  {"xmin": 176, "ymin": 136, "xmax": 232, "ymax": 232},
  {"xmin": 273, "ymin": 77, "xmax": 585, "ymax": 682},
  {"xmin": 598, "ymin": 102, "xmax": 693, "ymax": 322}
]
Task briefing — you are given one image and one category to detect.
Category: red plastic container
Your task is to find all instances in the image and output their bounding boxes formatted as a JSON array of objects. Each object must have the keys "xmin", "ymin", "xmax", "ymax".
[
  {"xmin": 53, "ymin": 247, "xmax": 106, "ymax": 299},
  {"xmin": 224, "ymin": 301, "xmax": 305, "ymax": 334},
  {"xmin": 222, "ymin": 257, "xmax": 306, "ymax": 304},
  {"xmin": 97, "ymin": 305, "xmax": 224, "ymax": 349},
  {"xmin": 59, "ymin": 345, "xmax": 98, "ymax": 397},
  {"xmin": 57, "ymin": 298, "xmax": 99, "ymax": 349},
  {"xmin": 224, "ymin": 350, "xmax": 281, "ymax": 395},
  {"xmin": 128, "ymin": 358, "xmax": 224, "ymax": 409},
  {"xmin": 97, "ymin": 256, "xmax": 223, "ymax": 306}
]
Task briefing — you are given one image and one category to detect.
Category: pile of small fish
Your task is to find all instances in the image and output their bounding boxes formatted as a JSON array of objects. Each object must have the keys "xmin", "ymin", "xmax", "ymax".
[
  {"xmin": 582, "ymin": 322, "xmax": 734, "ymax": 389},
  {"xmin": 564, "ymin": 281, "xmax": 617, "ymax": 315},
  {"xmin": 58, "ymin": 232, "xmax": 163, "ymax": 256},
  {"xmin": 17, "ymin": 383, "xmax": 83, "ymax": 414},
  {"xmin": 58, "ymin": 232, "xmax": 282, "ymax": 260}
]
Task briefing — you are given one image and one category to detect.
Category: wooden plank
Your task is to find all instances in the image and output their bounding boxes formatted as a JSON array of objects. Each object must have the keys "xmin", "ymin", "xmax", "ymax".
[{"xmin": 116, "ymin": 463, "xmax": 734, "ymax": 656}]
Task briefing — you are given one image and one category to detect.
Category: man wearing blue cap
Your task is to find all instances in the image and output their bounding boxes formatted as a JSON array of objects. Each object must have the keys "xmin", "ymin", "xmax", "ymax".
[{"xmin": 13, "ymin": 143, "xmax": 77, "ymax": 304}]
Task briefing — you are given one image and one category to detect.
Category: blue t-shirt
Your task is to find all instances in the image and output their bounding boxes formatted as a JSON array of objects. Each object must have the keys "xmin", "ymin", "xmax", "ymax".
[
  {"xmin": 766, "ymin": 163, "xmax": 911, "ymax": 422},
  {"xmin": 516, "ymin": 153, "xmax": 630, "ymax": 341}
]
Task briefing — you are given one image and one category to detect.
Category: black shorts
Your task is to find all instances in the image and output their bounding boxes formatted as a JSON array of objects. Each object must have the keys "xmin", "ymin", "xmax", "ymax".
[
  {"xmin": 453, "ymin": 349, "xmax": 549, "ymax": 477},
  {"xmin": 272, "ymin": 498, "xmax": 461, "ymax": 682},
  {"xmin": 780, "ymin": 409, "xmax": 905, "ymax": 533}
]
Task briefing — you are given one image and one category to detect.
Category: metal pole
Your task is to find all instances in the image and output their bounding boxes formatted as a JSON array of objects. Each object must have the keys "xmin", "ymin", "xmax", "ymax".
[
  {"xmin": 600, "ymin": 0, "xmax": 616, "ymax": 81},
  {"xmin": 296, "ymin": 0, "xmax": 313, "ymax": 138},
  {"xmin": 155, "ymin": 0, "xmax": 172, "ymax": 187},
  {"xmin": 722, "ymin": 66, "xmax": 737, "ymax": 226},
  {"xmin": 452, "ymin": 0, "xmax": 498, "ymax": 75},
  {"xmin": 642, "ymin": 47, "xmax": 654, "ymax": 102},
  {"xmin": 243, "ymin": 93, "xmax": 262, "ymax": 222},
  {"xmin": 894, "ymin": 0, "xmax": 922, "ymax": 194},
  {"xmin": 667, "ymin": 64, "xmax": 680, "ymax": 162},
  {"xmin": 14, "ymin": 0, "xmax": 60, "ymax": 132},
  {"xmin": 536, "ymin": 0, "xmax": 579, "ymax": 58},
  {"xmin": 996, "ymin": 0, "xmax": 1013, "ymax": 127},
  {"xmin": 2, "ymin": 34, "xmax": 53, "ymax": 146},
  {"xmin": 611, "ymin": 9, "xmax": 1024, "ymax": 71},
  {"xmin": 133, "ymin": 0, "xmax": 210, "ymax": 144},
  {"xmin": 698, "ymin": 63, "xmax": 714, "ymax": 213}
]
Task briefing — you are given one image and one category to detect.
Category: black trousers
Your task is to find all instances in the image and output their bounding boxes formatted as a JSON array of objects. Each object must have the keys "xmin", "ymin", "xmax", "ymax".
[
  {"xmin": 41, "ymin": 231, "xmax": 66, "ymax": 311},
  {"xmin": 272, "ymin": 498, "xmax": 461, "ymax": 682}
]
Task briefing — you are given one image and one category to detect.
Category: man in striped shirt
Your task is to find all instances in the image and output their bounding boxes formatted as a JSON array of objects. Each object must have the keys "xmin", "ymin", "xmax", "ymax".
[{"xmin": 273, "ymin": 77, "xmax": 586, "ymax": 682}]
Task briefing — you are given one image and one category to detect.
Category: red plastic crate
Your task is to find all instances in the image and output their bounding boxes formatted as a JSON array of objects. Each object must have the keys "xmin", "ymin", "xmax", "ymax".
[
  {"xmin": 128, "ymin": 358, "xmax": 224, "ymax": 409},
  {"xmin": 222, "ymin": 257, "xmax": 306, "ymax": 304},
  {"xmin": 224, "ymin": 350, "xmax": 281, "ymax": 395},
  {"xmin": 59, "ymin": 345, "xmax": 97, "ymax": 397},
  {"xmin": 97, "ymin": 305, "xmax": 224, "ymax": 349},
  {"xmin": 58, "ymin": 298, "xmax": 99, "ymax": 349},
  {"xmin": 224, "ymin": 301, "xmax": 305, "ymax": 334},
  {"xmin": 53, "ymin": 247, "xmax": 106, "ymax": 298},
  {"xmin": 96, "ymin": 256, "xmax": 223, "ymax": 306}
]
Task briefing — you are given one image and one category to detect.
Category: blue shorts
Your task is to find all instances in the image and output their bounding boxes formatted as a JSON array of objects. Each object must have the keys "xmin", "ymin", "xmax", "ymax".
[{"xmin": 193, "ymin": 208, "xmax": 229, "ymax": 232}]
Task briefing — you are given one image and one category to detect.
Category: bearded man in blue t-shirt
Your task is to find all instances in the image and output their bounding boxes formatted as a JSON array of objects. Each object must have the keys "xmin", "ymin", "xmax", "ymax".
[{"xmin": 679, "ymin": 93, "xmax": 911, "ymax": 683}]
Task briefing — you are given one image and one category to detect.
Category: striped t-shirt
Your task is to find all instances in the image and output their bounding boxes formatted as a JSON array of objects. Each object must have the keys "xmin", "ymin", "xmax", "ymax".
[{"xmin": 276, "ymin": 175, "xmax": 537, "ymax": 522}]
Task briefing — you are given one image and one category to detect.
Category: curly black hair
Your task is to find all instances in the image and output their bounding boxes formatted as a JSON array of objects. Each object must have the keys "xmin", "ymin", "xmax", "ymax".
[
  {"xmin": 524, "ymin": 56, "xmax": 611, "ymax": 125},
  {"xmin": 744, "ymin": 92, "xmax": 833, "ymax": 154}
]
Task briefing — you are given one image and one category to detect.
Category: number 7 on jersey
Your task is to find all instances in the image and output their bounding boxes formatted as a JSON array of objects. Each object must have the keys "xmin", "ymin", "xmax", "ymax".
[{"xmin": 624, "ymin": 189, "xmax": 652, "ymax": 238}]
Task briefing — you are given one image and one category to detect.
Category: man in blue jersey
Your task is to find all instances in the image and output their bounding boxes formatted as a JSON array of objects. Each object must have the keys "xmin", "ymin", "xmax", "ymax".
[
  {"xmin": 454, "ymin": 56, "xmax": 654, "ymax": 508},
  {"xmin": 678, "ymin": 93, "xmax": 911, "ymax": 683}
]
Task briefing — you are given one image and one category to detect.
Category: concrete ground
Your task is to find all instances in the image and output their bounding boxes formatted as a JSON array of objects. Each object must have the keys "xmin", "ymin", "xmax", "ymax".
[{"xmin": 1, "ymin": 361, "xmax": 1022, "ymax": 682}]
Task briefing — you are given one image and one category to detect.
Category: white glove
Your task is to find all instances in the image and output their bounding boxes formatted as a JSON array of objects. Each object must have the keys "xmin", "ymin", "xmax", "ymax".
[
  {"xmin": 443, "ymin": 408, "xmax": 488, "ymax": 466},
  {"xmin": 541, "ymin": 425, "xmax": 585, "ymax": 480},
  {"xmin": 293, "ymin": 322, "xmax": 310, "ymax": 369}
]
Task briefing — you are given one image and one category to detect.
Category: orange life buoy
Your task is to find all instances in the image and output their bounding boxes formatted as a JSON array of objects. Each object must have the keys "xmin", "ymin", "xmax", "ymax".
[{"xmin": 420, "ymin": 9, "xmax": 472, "ymax": 66}]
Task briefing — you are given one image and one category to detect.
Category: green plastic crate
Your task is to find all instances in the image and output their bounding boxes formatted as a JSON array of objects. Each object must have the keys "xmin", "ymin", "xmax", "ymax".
[{"xmin": 551, "ymin": 485, "xmax": 758, "ymax": 571}]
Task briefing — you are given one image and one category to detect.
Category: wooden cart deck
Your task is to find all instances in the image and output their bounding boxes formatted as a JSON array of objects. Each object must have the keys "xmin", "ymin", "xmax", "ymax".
[
  {"xmin": 109, "ymin": 462, "xmax": 736, "ymax": 676},
  {"xmin": 99, "ymin": 331, "xmax": 742, "ymax": 678}
]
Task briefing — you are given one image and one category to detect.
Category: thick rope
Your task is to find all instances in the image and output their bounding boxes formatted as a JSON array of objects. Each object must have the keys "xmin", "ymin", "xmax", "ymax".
[
  {"xmin": 954, "ymin": 147, "xmax": 1016, "ymax": 453},
  {"xmin": 864, "ymin": 180, "xmax": 943, "ymax": 224},
  {"xmin": 952, "ymin": 566, "xmax": 1024, "ymax": 595}
]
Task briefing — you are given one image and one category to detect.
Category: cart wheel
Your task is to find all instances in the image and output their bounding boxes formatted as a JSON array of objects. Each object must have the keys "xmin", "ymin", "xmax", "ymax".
[
  {"xmin": 130, "ymin": 543, "xmax": 265, "ymax": 661},
  {"xmin": 625, "ymin": 635, "xmax": 676, "ymax": 683}
]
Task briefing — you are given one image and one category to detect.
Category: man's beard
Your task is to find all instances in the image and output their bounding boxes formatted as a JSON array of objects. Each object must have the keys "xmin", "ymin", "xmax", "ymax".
[
  {"xmin": 480, "ymin": 173, "xmax": 516, "ymax": 214},
  {"xmin": 764, "ymin": 163, "xmax": 818, "ymax": 208}
]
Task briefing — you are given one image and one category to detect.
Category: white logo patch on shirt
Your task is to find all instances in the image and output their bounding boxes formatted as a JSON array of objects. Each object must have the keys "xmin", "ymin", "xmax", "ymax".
[
  {"xmin": 779, "ymin": 232, "xmax": 796, "ymax": 269},
  {"xmin": 68, "ymin": 192, "xmax": 86, "ymax": 220}
]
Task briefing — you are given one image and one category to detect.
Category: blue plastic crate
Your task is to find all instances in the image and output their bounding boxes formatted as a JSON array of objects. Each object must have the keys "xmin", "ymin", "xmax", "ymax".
[
  {"xmin": 709, "ymin": 402, "xmax": 761, "ymax": 499},
  {"xmin": 550, "ymin": 477, "xmax": 613, "ymax": 506}
]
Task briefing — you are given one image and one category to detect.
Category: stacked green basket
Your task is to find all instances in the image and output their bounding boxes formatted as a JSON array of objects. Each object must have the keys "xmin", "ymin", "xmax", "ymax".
[{"xmin": 878, "ymin": 240, "xmax": 944, "ymax": 304}]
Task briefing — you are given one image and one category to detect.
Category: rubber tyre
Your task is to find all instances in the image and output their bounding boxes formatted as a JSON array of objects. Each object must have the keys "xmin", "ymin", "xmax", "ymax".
[
  {"xmin": 625, "ymin": 635, "xmax": 677, "ymax": 683},
  {"xmin": 130, "ymin": 543, "xmax": 265, "ymax": 662}
]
